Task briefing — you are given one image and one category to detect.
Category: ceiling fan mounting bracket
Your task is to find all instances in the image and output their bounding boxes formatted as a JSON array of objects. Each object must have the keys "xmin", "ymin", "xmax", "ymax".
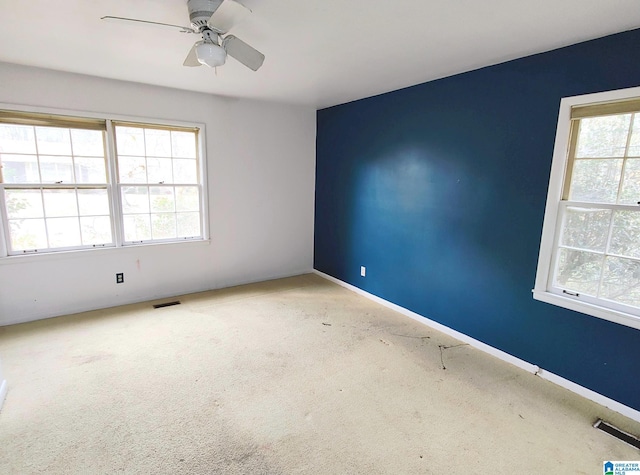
[
  {"xmin": 201, "ymin": 28, "xmax": 219, "ymax": 43},
  {"xmin": 188, "ymin": 0, "xmax": 224, "ymax": 31}
]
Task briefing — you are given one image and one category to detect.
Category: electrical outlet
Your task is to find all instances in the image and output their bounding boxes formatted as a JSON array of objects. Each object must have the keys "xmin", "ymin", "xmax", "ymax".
[
  {"xmin": 360, "ymin": 266, "xmax": 366, "ymax": 277},
  {"xmin": 116, "ymin": 273, "xmax": 124, "ymax": 284}
]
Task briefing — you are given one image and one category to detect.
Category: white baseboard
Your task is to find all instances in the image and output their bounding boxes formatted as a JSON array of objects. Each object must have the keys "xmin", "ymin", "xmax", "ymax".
[
  {"xmin": 313, "ymin": 269, "xmax": 640, "ymax": 423},
  {"xmin": 0, "ymin": 379, "xmax": 7, "ymax": 412},
  {"xmin": 535, "ymin": 369, "xmax": 640, "ymax": 422},
  {"xmin": 0, "ymin": 269, "xmax": 314, "ymax": 327}
]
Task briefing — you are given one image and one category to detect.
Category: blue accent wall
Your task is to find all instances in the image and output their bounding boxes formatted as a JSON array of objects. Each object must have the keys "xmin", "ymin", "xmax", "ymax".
[{"xmin": 315, "ymin": 29, "xmax": 640, "ymax": 411}]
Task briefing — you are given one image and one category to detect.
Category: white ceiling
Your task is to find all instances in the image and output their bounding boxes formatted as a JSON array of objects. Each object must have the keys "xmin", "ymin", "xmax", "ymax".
[{"xmin": 1, "ymin": 0, "xmax": 639, "ymax": 109}]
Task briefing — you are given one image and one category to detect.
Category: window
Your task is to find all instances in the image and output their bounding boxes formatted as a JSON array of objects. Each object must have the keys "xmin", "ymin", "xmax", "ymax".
[
  {"xmin": 114, "ymin": 123, "xmax": 202, "ymax": 243},
  {"xmin": 534, "ymin": 86, "xmax": 640, "ymax": 331},
  {"xmin": 0, "ymin": 109, "xmax": 206, "ymax": 256}
]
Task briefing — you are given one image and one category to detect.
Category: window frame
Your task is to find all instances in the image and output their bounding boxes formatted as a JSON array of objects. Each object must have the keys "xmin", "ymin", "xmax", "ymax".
[
  {"xmin": 0, "ymin": 103, "xmax": 209, "ymax": 259},
  {"xmin": 111, "ymin": 121, "xmax": 205, "ymax": 245},
  {"xmin": 534, "ymin": 86, "xmax": 640, "ymax": 331}
]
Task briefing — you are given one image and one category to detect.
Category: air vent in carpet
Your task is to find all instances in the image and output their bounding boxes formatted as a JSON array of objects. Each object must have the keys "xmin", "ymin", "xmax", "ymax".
[
  {"xmin": 153, "ymin": 301, "xmax": 181, "ymax": 309},
  {"xmin": 594, "ymin": 419, "xmax": 640, "ymax": 449}
]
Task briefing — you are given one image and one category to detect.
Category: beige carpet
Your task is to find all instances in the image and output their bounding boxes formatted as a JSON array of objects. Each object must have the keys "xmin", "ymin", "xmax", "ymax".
[{"xmin": 0, "ymin": 273, "xmax": 638, "ymax": 474}]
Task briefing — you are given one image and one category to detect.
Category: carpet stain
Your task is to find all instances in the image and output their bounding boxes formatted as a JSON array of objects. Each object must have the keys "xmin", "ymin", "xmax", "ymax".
[{"xmin": 72, "ymin": 352, "xmax": 113, "ymax": 366}]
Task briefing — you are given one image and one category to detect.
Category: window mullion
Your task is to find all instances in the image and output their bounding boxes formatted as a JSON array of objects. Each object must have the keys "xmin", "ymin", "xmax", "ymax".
[
  {"xmin": 143, "ymin": 131, "xmax": 153, "ymax": 242},
  {"xmin": 36, "ymin": 186, "xmax": 51, "ymax": 250},
  {"xmin": 69, "ymin": 128, "xmax": 81, "ymax": 246},
  {"xmin": 32, "ymin": 126, "xmax": 43, "ymax": 184},
  {"xmin": 0, "ymin": 184, "xmax": 9, "ymax": 256},
  {"xmin": 562, "ymin": 120, "xmax": 581, "ymax": 200},
  {"xmin": 547, "ymin": 201, "xmax": 569, "ymax": 290},
  {"xmin": 105, "ymin": 120, "xmax": 123, "ymax": 247},
  {"xmin": 73, "ymin": 186, "xmax": 82, "ymax": 246},
  {"xmin": 615, "ymin": 113, "xmax": 635, "ymax": 204},
  {"xmin": 561, "ymin": 201, "xmax": 639, "ymax": 211},
  {"xmin": 30, "ymin": 128, "xmax": 51, "ymax": 251},
  {"xmin": 69, "ymin": 129, "xmax": 78, "ymax": 185},
  {"xmin": 595, "ymin": 218, "xmax": 614, "ymax": 300}
]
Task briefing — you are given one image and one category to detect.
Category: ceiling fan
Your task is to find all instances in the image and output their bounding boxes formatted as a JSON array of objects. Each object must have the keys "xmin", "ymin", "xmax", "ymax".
[{"xmin": 101, "ymin": 0, "xmax": 265, "ymax": 71}]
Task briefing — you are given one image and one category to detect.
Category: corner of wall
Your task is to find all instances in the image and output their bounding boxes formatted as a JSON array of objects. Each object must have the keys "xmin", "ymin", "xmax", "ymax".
[
  {"xmin": 0, "ymin": 379, "xmax": 6, "ymax": 412},
  {"xmin": 0, "ymin": 361, "xmax": 6, "ymax": 412},
  {"xmin": 0, "ymin": 358, "xmax": 8, "ymax": 410}
]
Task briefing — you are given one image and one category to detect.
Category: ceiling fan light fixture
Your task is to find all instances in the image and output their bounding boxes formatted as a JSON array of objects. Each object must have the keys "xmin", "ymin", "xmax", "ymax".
[{"xmin": 195, "ymin": 41, "xmax": 227, "ymax": 67}]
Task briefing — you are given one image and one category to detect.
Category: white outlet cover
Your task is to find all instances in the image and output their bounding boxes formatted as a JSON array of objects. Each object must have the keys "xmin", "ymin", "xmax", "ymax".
[{"xmin": 360, "ymin": 266, "xmax": 366, "ymax": 277}]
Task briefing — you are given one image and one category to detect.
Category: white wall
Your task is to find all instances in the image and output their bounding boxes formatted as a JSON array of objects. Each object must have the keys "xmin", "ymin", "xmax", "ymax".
[{"xmin": 0, "ymin": 62, "xmax": 316, "ymax": 325}]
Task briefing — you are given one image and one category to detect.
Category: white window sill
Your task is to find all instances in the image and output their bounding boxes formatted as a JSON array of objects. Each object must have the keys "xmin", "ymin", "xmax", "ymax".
[
  {"xmin": 532, "ymin": 289, "xmax": 640, "ymax": 331},
  {"xmin": 0, "ymin": 239, "xmax": 211, "ymax": 266}
]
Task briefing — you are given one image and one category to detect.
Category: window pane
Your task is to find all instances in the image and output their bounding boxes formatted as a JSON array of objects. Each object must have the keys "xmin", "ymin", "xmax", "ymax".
[
  {"xmin": 70, "ymin": 129, "xmax": 104, "ymax": 157},
  {"xmin": 0, "ymin": 124, "xmax": 36, "ymax": 154},
  {"xmin": 75, "ymin": 157, "xmax": 106, "ymax": 183},
  {"xmin": 176, "ymin": 186, "xmax": 200, "ymax": 212},
  {"xmin": 1, "ymin": 154, "xmax": 40, "ymax": 183},
  {"xmin": 47, "ymin": 217, "xmax": 81, "ymax": 248},
  {"xmin": 147, "ymin": 158, "xmax": 173, "ymax": 184},
  {"xmin": 575, "ymin": 114, "xmax": 630, "ymax": 158},
  {"xmin": 35, "ymin": 127, "xmax": 72, "ymax": 155},
  {"xmin": 610, "ymin": 210, "xmax": 640, "ymax": 259},
  {"xmin": 569, "ymin": 159, "xmax": 622, "ymax": 203},
  {"xmin": 560, "ymin": 207, "xmax": 611, "ymax": 252},
  {"xmin": 80, "ymin": 216, "xmax": 112, "ymax": 245},
  {"xmin": 40, "ymin": 155, "xmax": 74, "ymax": 183},
  {"xmin": 5, "ymin": 189, "xmax": 44, "ymax": 218},
  {"xmin": 43, "ymin": 189, "xmax": 78, "ymax": 217},
  {"xmin": 9, "ymin": 218, "xmax": 47, "ymax": 250},
  {"xmin": 145, "ymin": 129, "xmax": 171, "ymax": 157},
  {"xmin": 78, "ymin": 188, "xmax": 110, "ymax": 216},
  {"xmin": 151, "ymin": 213, "xmax": 176, "ymax": 239},
  {"xmin": 123, "ymin": 214, "xmax": 151, "ymax": 241},
  {"xmin": 554, "ymin": 248, "xmax": 603, "ymax": 296},
  {"xmin": 118, "ymin": 156, "xmax": 147, "ymax": 183},
  {"xmin": 177, "ymin": 212, "xmax": 200, "ymax": 237},
  {"xmin": 149, "ymin": 186, "xmax": 175, "ymax": 212},
  {"xmin": 121, "ymin": 186, "xmax": 149, "ymax": 214},
  {"xmin": 619, "ymin": 159, "xmax": 640, "ymax": 205},
  {"xmin": 600, "ymin": 256, "xmax": 640, "ymax": 308},
  {"xmin": 115, "ymin": 127, "xmax": 145, "ymax": 156},
  {"xmin": 173, "ymin": 159, "xmax": 198, "ymax": 184},
  {"xmin": 171, "ymin": 131, "xmax": 197, "ymax": 158}
]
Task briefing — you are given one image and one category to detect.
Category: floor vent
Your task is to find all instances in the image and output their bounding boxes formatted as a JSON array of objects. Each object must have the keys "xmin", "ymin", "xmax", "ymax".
[
  {"xmin": 153, "ymin": 301, "xmax": 181, "ymax": 309},
  {"xmin": 594, "ymin": 419, "xmax": 640, "ymax": 450}
]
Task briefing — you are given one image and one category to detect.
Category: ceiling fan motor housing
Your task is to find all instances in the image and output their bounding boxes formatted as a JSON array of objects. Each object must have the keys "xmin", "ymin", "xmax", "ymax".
[{"xmin": 188, "ymin": 0, "xmax": 223, "ymax": 30}]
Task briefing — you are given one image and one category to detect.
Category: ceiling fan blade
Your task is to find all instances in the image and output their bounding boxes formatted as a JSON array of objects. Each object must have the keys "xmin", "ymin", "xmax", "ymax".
[
  {"xmin": 183, "ymin": 43, "xmax": 202, "ymax": 67},
  {"xmin": 222, "ymin": 36, "xmax": 264, "ymax": 71},
  {"xmin": 101, "ymin": 16, "xmax": 196, "ymax": 34},
  {"xmin": 207, "ymin": 0, "xmax": 251, "ymax": 34}
]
